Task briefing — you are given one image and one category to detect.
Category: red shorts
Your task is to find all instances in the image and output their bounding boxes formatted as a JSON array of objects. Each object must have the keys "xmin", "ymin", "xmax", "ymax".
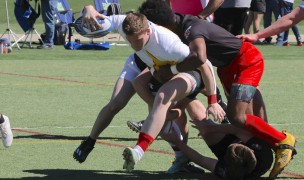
[{"xmin": 217, "ymin": 42, "xmax": 264, "ymax": 93}]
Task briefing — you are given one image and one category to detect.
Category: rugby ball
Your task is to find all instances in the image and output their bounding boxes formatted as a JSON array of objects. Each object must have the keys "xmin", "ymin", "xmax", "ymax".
[{"xmin": 74, "ymin": 16, "xmax": 113, "ymax": 38}]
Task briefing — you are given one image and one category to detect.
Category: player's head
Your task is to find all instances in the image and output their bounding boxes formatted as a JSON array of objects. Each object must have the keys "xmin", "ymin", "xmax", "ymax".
[
  {"xmin": 138, "ymin": 0, "xmax": 175, "ymax": 28},
  {"xmin": 225, "ymin": 143, "xmax": 257, "ymax": 179},
  {"xmin": 122, "ymin": 12, "xmax": 150, "ymax": 51}
]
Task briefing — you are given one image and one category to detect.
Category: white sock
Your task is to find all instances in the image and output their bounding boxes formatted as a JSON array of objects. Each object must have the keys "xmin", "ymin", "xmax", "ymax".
[{"xmin": 133, "ymin": 145, "xmax": 144, "ymax": 160}]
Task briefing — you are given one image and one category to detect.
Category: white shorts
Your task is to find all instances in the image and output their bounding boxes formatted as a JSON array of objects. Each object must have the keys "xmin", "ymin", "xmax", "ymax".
[{"xmin": 118, "ymin": 54, "xmax": 141, "ymax": 82}]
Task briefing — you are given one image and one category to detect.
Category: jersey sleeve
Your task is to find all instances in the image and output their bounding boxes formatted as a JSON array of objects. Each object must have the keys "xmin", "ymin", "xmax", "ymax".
[
  {"xmin": 107, "ymin": 15, "xmax": 126, "ymax": 35},
  {"xmin": 167, "ymin": 39, "xmax": 190, "ymax": 63}
]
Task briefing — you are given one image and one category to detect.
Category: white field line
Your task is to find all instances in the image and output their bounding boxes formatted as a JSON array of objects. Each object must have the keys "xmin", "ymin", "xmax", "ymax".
[{"xmin": 12, "ymin": 122, "xmax": 304, "ymax": 130}]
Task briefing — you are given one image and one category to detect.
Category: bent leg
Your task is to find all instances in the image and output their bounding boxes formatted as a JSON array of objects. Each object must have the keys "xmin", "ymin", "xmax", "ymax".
[{"xmin": 90, "ymin": 78, "xmax": 135, "ymax": 139}]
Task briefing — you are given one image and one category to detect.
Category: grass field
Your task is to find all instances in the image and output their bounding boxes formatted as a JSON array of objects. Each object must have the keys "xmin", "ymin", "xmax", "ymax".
[
  {"xmin": 0, "ymin": 44, "xmax": 304, "ymax": 179},
  {"xmin": 0, "ymin": 0, "xmax": 304, "ymax": 179}
]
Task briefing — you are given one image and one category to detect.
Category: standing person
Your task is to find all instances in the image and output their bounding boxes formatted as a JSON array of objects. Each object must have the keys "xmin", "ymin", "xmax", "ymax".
[
  {"xmin": 167, "ymin": 0, "xmax": 224, "ymax": 21},
  {"xmin": 263, "ymin": 0, "xmax": 282, "ymax": 44},
  {"xmin": 37, "ymin": 0, "xmax": 57, "ymax": 49},
  {"xmin": 213, "ymin": 0, "xmax": 252, "ymax": 36},
  {"xmin": 244, "ymin": 0, "xmax": 266, "ymax": 44},
  {"xmin": 0, "ymin": 114, "xmax": 13, "ymax": 148},
  {"xmin": 279, "ymin": 0, "xmax": 303, "ymax": 46},
  {"xmin": 138, "ymin": 1, "xmax": 296, "ymax": 179},
  {"xmin": 238, "ymin": 2, "xmax": 304, "ymax": 42},
  {"xmin": 162, "ymin": 119, "xmax": 274, "ymax": 179}
]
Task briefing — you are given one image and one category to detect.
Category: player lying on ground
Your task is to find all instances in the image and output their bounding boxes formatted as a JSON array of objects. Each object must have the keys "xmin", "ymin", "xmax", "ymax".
[{"xmin": 162, "ymin": 119, "xmax": 274, "ymax": 179}]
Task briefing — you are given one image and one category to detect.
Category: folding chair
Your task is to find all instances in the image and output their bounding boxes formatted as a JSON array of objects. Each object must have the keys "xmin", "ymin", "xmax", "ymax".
[
  {"xmin": 14, "ymin": 0, "xmax": 43, "ymax": 48},
  {"xmin": 94, "ymin": 0, "xmax": 122, "ymax": 15},
  {"xmin": 54, "ymin": 0, "xmax": 75, "ymax": 43},
  {"xmin": 94, "ymin": 0, "xmax": 127, "ymax": 46}
]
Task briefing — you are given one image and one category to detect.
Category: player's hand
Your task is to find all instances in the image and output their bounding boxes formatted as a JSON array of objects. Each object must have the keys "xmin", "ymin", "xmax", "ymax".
[
  {"xmin": 236, "ymin": 34, "xmax": 259, "ymax": 43},
  {"xmin": 154, "ymin": 65, "xmax": 174, "ymax": 83},
  {"xmin": 82, "ymin": 5, "xmax": 104, "ymax": 31},
  {"xmin": 206, "ymin": 103, "xmax": 226, "ymax": 123},
  {"xmin": 190, "ymin": 119, "xmax": 213, "ymax": 136}
]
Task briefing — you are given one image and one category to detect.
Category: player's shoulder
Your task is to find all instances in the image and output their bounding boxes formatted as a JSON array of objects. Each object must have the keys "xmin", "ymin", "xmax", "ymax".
[{"xmin": 150, "ymin": 22, "xmax": 181, "ymax": 42}]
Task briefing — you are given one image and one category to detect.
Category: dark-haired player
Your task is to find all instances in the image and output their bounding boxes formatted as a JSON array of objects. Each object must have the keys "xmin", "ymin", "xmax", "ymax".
[
  {"xmin": 138, "ymin": 0, "xmax": 296, "ymax": 179},
  {"xmin": 162, "ymin": 119, "xmax": 273, "ymax": 179}
]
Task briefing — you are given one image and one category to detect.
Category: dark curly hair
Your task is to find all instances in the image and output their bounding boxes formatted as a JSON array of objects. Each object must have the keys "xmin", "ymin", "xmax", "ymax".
[
  {"xmin": 138, "ymin": 0, "xmax": 175, "ymax": 27},
  {"xmin": 225, "ymin": 143, "xmax": 257, "ymax": 179}
]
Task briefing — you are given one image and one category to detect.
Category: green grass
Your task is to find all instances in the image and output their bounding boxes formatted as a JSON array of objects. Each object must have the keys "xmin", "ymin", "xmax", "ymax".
[{"xmin": 0, "ymin": 44, "xmax": 304, "ymax": 179}]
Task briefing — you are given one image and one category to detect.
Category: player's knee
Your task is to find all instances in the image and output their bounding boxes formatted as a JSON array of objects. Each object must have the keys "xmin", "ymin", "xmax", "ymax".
[{"xmin": 227, "ymin": 112, "xmax": 246, "ymax": 128}]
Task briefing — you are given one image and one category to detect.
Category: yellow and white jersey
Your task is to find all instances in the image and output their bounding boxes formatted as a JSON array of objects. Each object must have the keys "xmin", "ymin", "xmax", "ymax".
[{"xmin": 108, "ymin": 15, "xmax": 190, "ymax": 70}]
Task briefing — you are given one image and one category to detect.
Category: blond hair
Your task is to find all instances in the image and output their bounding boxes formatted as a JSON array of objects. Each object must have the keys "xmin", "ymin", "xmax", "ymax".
[{"xmin": 122, "ymin": 12, "xmax": 149, "ymax": 35}]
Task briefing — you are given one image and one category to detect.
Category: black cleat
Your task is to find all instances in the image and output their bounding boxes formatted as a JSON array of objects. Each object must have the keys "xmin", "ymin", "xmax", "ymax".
[{"xmin": 73, "ymin": 139, "xmax": 94, "ymax": 163}]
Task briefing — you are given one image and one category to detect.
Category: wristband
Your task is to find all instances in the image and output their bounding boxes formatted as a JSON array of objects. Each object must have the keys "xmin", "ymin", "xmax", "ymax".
[
  {"xmin": 170, "ymin": 64, "xmax": 179, "ymax": 74},
  {"xmin": 208, "ymin": 94, "xmax": 217, "ymax": 104}
]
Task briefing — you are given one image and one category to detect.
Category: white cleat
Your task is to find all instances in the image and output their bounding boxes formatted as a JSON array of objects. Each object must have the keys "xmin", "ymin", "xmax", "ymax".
[{"xmin": 0, "ymin": 115, "xmax": 13, "ymax": 148}]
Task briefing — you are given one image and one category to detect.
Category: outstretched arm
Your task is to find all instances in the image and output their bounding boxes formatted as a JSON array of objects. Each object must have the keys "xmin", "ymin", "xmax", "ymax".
[
  {"xmin": 162, "ymin": 130, "xmax": 218, "ymax": 172},
  {"xmin": 238, "ymin": 6, "xmax": 304, "ymax": 42}
]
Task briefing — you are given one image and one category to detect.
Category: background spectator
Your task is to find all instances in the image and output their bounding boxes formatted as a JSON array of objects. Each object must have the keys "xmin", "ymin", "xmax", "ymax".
[
  {"xmin": 37, "ymin": 0, "xmax": 57, "ymax": 49},
  {"xmin": 214, "ymin": 0, "xmax": 251, "ymax": 36},
  {"xmin": 244, "ymin": 0, "xmax": 266, "ymax": 44},
  {"xmin": 278, "ymin": 0, "xmax": 303, "ymax": 46},
  {"xmin": 263, "ymin": 0, "xmax": 282, "ymax": 44}
]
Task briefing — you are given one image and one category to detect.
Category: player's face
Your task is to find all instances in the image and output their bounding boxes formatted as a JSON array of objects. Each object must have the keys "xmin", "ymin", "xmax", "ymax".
[{"xmin": 126, "ymin": 28, "xmax": 150, "ymax": 51}]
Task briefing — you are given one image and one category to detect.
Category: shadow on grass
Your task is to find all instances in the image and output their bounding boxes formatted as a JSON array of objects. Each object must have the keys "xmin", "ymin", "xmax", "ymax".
[
  {"xmin": 6, "ymin": 169, "xmax": 220, "ymax": 180},
  {"xmin": 13, "ymin": 133, "xmax": 201, "ymax": 142},
  {"xmin": 14, "ymin": 134, "xmax": 139, "ymax": 142},
  {"xmin": 0, "ymin": 169, "xmax": 299, "ymax": 180}
]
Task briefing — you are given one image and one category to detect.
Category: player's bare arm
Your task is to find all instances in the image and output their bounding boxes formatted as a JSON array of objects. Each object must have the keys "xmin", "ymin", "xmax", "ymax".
[{"xmin": 189, "ymin": 38, "xmax": 225, "ymax": 121}]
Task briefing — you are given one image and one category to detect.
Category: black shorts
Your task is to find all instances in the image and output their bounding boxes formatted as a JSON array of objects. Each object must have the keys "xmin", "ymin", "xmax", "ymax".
[
  {"xmin": 249, "ymin": 0, "xmax": 266, "ymax": 13},
  {"xmin": 149, "ymin": 70, "xmax": 204, "ymax": 99}
]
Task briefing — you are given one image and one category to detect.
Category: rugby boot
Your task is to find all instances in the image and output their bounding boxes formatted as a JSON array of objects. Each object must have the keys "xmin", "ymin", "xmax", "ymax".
[
  {"xmin": 127, "ymin": 120, "xmax": 144, "ymax": 133},
  {"xmin": 269, "ymin": 130, "xmax": 297, "ymax": 179},
  {"xmin": 0, "ymin": 115, "xmax": 13, "ymax": 148},
  {"xmin": 73, "ymin": 138, "xmax": 95, "ymax": 163},
  {"xmin": 123, "ymin": 147, "xmax": 140, "ymax": 172}
]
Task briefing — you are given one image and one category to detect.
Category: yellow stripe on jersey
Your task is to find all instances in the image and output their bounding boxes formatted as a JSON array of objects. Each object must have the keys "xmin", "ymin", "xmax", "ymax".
[{"xmin": 145, "ymin": 50, "xmax": 177, "ymax": 71}]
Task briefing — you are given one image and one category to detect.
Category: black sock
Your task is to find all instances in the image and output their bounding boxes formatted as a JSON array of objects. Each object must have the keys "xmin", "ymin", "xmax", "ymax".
[
  {"xmin": 0, "ymin": 114, "xmax": 4, "ymax": 124},
  {"xmin": 86, "ymin": 136, "xmax": 96, "ymax": 146}
]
